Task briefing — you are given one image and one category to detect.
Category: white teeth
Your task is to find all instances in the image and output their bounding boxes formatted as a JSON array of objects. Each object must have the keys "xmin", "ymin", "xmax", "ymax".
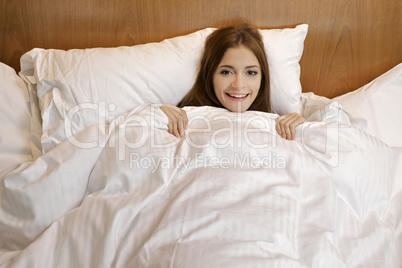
[{"xmin": 227, "ymin": 93, "xmax": 248, "ymax": 98}]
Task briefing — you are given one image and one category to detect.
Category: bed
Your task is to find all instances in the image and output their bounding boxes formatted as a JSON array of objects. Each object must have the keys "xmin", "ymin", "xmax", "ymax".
[{"xmin": 0, "ymin": 1, "xmax": 401, "ymax": 267}]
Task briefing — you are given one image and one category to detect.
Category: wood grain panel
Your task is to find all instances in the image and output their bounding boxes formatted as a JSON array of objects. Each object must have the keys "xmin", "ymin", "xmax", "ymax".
[{"xmin": 1, "ymin": 0, "xmax": 401, "ymax": 97}]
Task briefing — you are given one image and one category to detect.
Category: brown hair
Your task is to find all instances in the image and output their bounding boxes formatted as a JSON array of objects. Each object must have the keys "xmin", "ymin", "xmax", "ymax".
[{"xmin": 177, "ymin": 23, "xmax": 270, "ymax": 112}]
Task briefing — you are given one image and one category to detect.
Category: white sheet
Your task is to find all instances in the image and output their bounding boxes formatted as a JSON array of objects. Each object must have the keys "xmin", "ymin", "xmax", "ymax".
[{"xmin": 0, "ymin": 105, "xmax": 401, "ymax": 267}]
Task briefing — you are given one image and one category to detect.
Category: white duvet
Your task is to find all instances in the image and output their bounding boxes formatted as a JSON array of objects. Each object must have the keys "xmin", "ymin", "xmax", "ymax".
[{"xmin": 0, "ymin": 105, "xmax": 401, "ymax": 267}]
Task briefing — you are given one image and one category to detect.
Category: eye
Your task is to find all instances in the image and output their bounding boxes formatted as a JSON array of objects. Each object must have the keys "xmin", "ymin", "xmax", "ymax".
[
  {"xmin": 220, "ymin": 69, "xmax": 232, "ymax": 75},
  {"xmin": 247, "ymin": 70, "xmax": 258, "ymax": 76}
]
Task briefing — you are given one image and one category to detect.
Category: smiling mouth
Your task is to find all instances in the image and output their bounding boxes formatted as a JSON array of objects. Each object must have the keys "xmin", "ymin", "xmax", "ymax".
[{"xmin": 226, "ymin": 93, "xmax": 250, "ymax": 99}]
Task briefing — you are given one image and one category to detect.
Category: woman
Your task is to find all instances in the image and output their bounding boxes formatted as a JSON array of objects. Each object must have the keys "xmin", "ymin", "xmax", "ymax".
[{"xmin": 161, "ymin": 23, "xmax": 305, "ymax": 140}]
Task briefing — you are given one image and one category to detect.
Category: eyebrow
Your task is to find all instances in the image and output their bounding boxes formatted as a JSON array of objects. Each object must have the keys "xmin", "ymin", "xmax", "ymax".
[{"xmin": 218, "ymin": 65, "xmax": 260, "ymax": 69}]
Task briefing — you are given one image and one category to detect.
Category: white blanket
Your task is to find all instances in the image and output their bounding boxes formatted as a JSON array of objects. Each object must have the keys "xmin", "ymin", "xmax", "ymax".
[{"xmin": 1, "ymin": 105, "xmax": 401, "ymax": 267}]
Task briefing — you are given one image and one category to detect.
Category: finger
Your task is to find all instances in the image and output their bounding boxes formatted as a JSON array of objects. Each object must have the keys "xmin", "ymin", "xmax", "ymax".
[
  {"xmin": 291, "ymin": 115, "xmax": 306, "ymax": 140},
  {"xmin": 172, "ymin": 118, "xmax": 180, "ymax": 137},
  {"xmin": 291, "ymin": 124, "xmax": 296, "ymax": 140},
  {"xmin": 289, "ymin": 123, "xmax": 296, "ymax": 140},
  {"xmin": 168, "ymin": 109, "xmax": 183, "ymax": 138},
  {"xmin": 167, "ymin": 120, "xmax": 174, "ymax": 134},
  {"xmin": 283, "ymin": 114, "xmax": 298, "ymax": 140},
  {"xmin": 278, "ymin": 117, "xmax": 287, "ymax": 138},
  {"xmin": 160, "ymin": 107, "xmax": 173, "ymax": 133},
  {"xmin": 174, "ymin": 110, "xmax": 187, "ymax": 137},
  {"xmin": 178, "ymin": 114, "xmax": 185, "ymax": 137},
  {"xmin": 166, "ymin": 113, "xmax": 178, "ymax": 136},
  {"xmin": 163, "ymin": 110, "xmax": 174, "ymax": 134},
  {"xmin": 278, "ymin": 113, "xmax": 298, "ymax": 140},
  {"xmin": 285, "ymin": 124, "xmax": 292, "ymax": 140},
  {"xmin": 288, "ymin": 114, "xmax": 302, "ymax": 140},
  {"xmin": 278, "ymin": 115, "xmax": 291, "ymax": 139},
  {"xmin": 289, "ymin": 117, "xmax": 301, "ymax": 140},
  {"xmin": 275, "ymin": 120, "xmax": 282, "ymax": 135},
  {"xmin": 275, "ymin": 116, "xmax": 285, "ymax": 136},
  {"xmin": 281, "ymin": 124, "xmax": 287, "ymax": 139}
]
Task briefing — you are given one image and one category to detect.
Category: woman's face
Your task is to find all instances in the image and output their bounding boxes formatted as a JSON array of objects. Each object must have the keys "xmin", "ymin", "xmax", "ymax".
[{"xmin": 213, "ymin": 45, "xmax": 261, "ymax": 112}]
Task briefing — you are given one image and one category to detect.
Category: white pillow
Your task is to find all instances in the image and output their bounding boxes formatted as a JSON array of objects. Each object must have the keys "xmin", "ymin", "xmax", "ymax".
[
  {"xmin": 261, "ymin": 24, "xmax": 307, "ymax": 115},
  {"xmin": 20, "ymin": 25, "xmax": 308, "ymax": 153},
  {"xmin": 334, "ymin": 63, "xmax": 402, "ymax": 147},
  {"xmin": 0, "ymin": 62, "xmax": 35, "ymax": 173}
]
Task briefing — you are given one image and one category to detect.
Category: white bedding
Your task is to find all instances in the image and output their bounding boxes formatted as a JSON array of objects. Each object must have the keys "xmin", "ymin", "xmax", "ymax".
[
  {"xmin": 19, "ymin": 25, "xmax": 308, "ymax": 154},
  {"xmin": 1, "ymin": 105, "xmax": 401, "ymax": 267}
]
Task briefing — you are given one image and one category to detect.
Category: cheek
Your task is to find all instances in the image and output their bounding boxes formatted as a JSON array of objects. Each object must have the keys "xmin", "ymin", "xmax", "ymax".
[
  {"xmin": 253, "ymin": 77, "xmax": 262, "ymax": 90},
  {"xmin": 213, "ymin": 76, "xmax": 225, "ymax": 95},
  {"xmin": 249, "ymin": 77, "xmax": 262, "ymax": 97}
]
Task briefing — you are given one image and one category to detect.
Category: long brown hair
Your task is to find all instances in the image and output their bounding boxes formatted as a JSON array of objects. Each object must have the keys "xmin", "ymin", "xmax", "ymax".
[{"xmin": 177, "ymin": 23, "xmax": 270, "ymax": 112}]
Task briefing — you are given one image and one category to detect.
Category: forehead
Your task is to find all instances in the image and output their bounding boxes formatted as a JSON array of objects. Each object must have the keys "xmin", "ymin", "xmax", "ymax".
[{"xmin": 219, "ymin": 45, "xmax": 260, "ymax": 66}]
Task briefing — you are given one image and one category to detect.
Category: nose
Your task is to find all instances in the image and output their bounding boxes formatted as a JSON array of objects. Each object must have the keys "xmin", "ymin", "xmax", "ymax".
[{"xmin": 231, "ymin": 75, "xmax": 245, "ymax": 90}]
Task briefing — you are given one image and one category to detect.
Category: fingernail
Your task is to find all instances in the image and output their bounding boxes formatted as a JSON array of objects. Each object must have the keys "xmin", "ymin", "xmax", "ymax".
[{"xmin": 181, "ymin": 131, "xmax": 185, "ymax": 137}]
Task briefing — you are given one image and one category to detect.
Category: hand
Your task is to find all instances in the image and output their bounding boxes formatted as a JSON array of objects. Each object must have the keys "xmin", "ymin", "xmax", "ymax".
[
  {"xmin": 160, "ymin": 104, "xmax": 188, "ymax": 138},
  {"xmin": 275, "ymin": 113, "xmax": 305, "ymax": 140}
]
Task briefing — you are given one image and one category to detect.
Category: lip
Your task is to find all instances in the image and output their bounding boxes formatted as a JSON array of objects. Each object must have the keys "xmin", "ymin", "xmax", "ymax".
[{"xmin": 225, "ymin": 92, "xmax": 250, "ymax": 101}]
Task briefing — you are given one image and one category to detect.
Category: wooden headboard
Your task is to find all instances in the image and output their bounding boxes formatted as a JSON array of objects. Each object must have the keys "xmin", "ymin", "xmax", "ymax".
[{"xmin": 1, "ymin": 0, "xmax": 401, "ymax": 98}]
